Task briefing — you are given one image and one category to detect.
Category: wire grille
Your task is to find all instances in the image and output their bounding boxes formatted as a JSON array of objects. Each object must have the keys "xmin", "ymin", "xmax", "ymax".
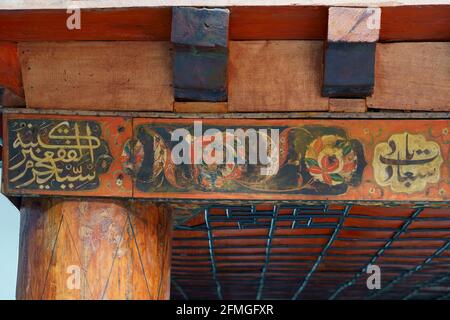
[{"xmin": 171, "ymin": 204, "xmax": 450, "ymax": 300}]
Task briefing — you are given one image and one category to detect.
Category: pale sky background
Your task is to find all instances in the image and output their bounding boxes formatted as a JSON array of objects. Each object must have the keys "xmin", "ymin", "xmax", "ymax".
[{"xmin": 0, "ymin": 171, "xmax": 20, "ymax": 300}]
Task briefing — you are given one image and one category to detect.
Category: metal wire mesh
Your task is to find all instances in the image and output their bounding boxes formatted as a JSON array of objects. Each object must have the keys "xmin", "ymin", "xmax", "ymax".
[{"xmin": 171, "ymin": 204, "xmax": 450, "ymax": 300}]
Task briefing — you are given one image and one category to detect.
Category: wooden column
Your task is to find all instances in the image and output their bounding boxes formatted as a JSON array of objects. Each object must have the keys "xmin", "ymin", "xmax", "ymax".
[{"xmin": 16, "ymin": 198, "xmax": 172, "ymax": 300}]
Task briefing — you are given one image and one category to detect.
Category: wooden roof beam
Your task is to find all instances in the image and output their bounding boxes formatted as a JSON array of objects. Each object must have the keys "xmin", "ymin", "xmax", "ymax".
[{"xmin": 0, "ymin": 5, "xmax": 449, "ymax": 42}]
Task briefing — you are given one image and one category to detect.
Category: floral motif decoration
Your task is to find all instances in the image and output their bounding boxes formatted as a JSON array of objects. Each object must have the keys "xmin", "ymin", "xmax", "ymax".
[
  {"xmin": 193, "ymin": 131, "xmax": 245, "ymax": 190},
  {"xmin": 305, "ymin": 135, "xmax": 358, "ymax": 186}
]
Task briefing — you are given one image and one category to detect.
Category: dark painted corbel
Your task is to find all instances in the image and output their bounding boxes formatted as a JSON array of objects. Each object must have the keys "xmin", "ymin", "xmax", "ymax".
[
  {"xmin": 171, "ymin": 7, "xmax": 229, "ymax": 102},
  {"xmin": 323, "ymin": 7, "xmax": 381, "ymax": 98}
]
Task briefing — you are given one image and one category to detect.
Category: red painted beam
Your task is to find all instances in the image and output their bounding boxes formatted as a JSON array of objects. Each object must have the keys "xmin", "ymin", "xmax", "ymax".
[
  {"xmin": 0, "ymin": 6, "xmax": 448, "ymax": 42},
  {"xmin": 0, "ymin": 41, "xmax": 23, "ymax": 97}
]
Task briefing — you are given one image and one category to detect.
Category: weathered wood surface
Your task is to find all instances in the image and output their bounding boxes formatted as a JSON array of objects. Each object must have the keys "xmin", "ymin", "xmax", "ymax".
[
  {"xmin": 3, "ymin": 113, "xmax": 449, "ymax": 202},
  {"xmin": 324, "ymin": 7, "xmax": 378, "ymax": 98},
  {"xmin": 229, "ymin": 41, "xmax": 328, "ymax": 111},
  {"xmin": 0, "ymin": 87, "xmax": 25, "ymax": 107},
  {"xmin": 172, "ymin": 46, "xmax": 228, "ymax": 101},
  {"xmin": 11, "ymin": 40, "xmax": 450, "ymax": 112},
  {"xmin": 19, "ymin": 41, "xmax": 173, "ymax": 111},
  {"xmin": 380, "ymin": 5, "xmax": 450, "ymax": 41},
  {"xmin": 16, "ymin": 198, "xmax": 172, "ymax": 300},
  {"xmin": 174, "ymin": 102, "xmax": 228, "ymax": 113},
  {"xmin": 329, "ymin": 99, "xmax": 366, "ymax": 113},
  {"xmin": 0, "ymin": 8, "xmax": 172, "ymax": 41},
  {"xmin": 172, "ymin": 7, "xmax": 229, "ymax": 102},
  {"xmin": 328, "ymin": 7, "xmax": 381, "ymax": 42},
  {"xmin": 368, "ymin": 42, "xmax": 450, "ymax": 111},
  {"xmin": 172, "ymin": 7, "xmax": 229, "ymax": 47},
  {"xmin": 0, "ymin": 42, "xmax": 23, "ymax": 97},
  {"xmin": 1, "ymin": 6, "xmax": 449, "ymax": 42},
  {"xmin": 323, "ymin": 42, "xmax": 376, "ymax": 98},
  {"xmin": 3, "ymin": 113, "xmax": 133, "ymax": 197}
]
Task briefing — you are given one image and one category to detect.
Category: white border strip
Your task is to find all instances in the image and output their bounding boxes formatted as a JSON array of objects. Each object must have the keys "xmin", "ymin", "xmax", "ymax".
[{"xmin": 1, "ymin": 0, "xmax": 449, "ymax": 10}]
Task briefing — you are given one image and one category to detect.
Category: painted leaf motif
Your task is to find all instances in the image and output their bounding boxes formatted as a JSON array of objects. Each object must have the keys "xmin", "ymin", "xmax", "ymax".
[
  {"xmin": 305, "ymin": 158, "xmax": 319, "ymax": 167},
  {"xmin": 330, "ymin": 173, "xmax": 344, "ymax": 183},
  {"xmin": 343, "ymin": 144, "xmax": 352, "ymax": 156}
]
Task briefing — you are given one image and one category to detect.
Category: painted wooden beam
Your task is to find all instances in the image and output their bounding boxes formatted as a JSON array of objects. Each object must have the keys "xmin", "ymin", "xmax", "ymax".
[
  {"xmin": 171, "ymin": 7, "xmax": 229, "ymax": 102},
  {"xmin": 323, "ymin": 7, "xmax": 380, "ymax": 98},
  {"xmin": 2, "ymin": 112, "xmax": 449, "ymax": 203},
  {"xmin": 0, "ymin": 42, "xmax": 23, "ymax": 97},
  {"xmin": 0, "ymin": 6, "xmax": 449, "ymax": 42},
  {"xmin": 2, "ymin": 113, "xmax": 133, "ymax": 197}
]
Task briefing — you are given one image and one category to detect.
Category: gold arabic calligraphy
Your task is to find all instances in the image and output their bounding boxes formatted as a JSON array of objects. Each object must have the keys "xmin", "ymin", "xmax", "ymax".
[
  {"xmin": 373, "ymin": 133, "xmax": 443, "ymax": 193},
  {"xmin": 8, "ymin": 121, "xmax": 110, "ymax": 190}
]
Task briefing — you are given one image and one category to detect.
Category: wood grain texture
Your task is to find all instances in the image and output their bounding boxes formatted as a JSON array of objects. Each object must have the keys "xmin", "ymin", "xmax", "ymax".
[
  {"xmin": 228, "ymin": 41, "xmax": 328, "ymax": 112},
  {"xmin": 18, "ymin": 41, "xmax": 173, "ymax": 111},
  {"xmin": 0, "ymin": 6, "xmax": 449, "ymax": 42},
  {"xmin": 174, "ymin": 102, "xmax": 228, "ymax": 113},
  {"xmin": 367, "ymin": 43, "xmax": 450, "ymax": 111},
  {"xmin": 0, "ymin": 42, "xmax": 23, "ymax": 97},
  {"xmin": 380, "ymin": 5, "xmax": 450, "ymax": 42},
  {"xmin": 328, "ymin": 7, "xmax": 381, "ymax": 42},
  {"xmin": 16, "ymin": 198, "xmax": 172, "ymax": 300},
  {"xmin": 329, "ymin": 99, "xmax": 367, "ymax": 113},
  {"xmin": 0, "ymin": 8, "xmax": 172, "ymax": 41},
  {"xmin": 229, "ymin": 6, "xmax": 327, "ymax": 40}
]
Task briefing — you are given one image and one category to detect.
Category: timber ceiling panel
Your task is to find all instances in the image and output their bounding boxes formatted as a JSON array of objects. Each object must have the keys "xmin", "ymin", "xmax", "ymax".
[{"xmin": 171, "ymin": 204, "xmax": 450, "ymax": 300}]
